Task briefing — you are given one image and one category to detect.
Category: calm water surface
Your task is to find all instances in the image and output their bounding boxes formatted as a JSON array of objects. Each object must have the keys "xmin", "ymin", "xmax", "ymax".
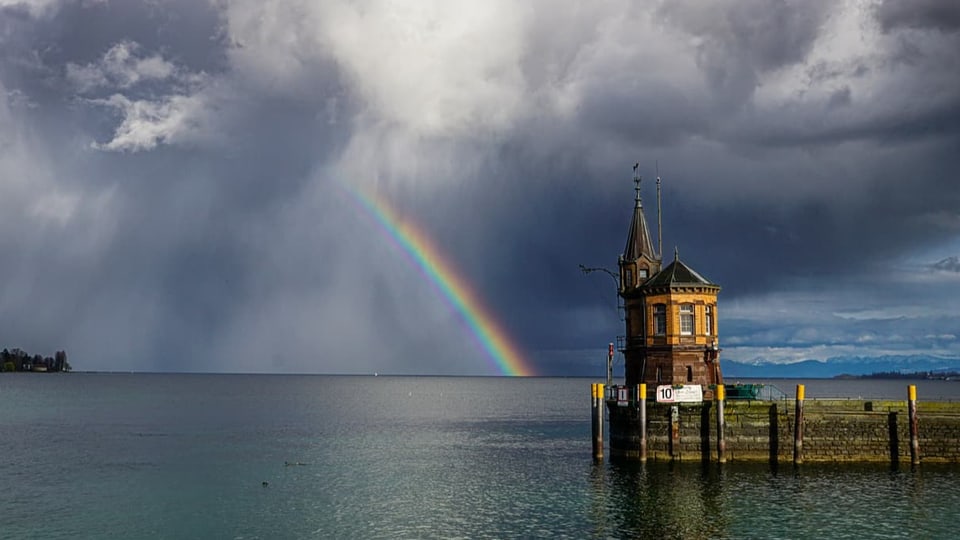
[{"xmin": 1, "ymin": 374, "xmax": 958, "ymax": 539}]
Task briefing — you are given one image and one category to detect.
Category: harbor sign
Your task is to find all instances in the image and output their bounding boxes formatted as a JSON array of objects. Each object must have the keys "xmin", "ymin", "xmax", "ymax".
[{"xmin": 656, "ymin": 384, "xmax": 703, "ymax": 403}]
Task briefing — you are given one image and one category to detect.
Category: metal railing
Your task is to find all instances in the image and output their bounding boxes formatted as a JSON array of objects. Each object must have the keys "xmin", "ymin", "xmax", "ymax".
[{"xmin": 724, "ymin": 383, "xmax": 788, "ymax": 402}]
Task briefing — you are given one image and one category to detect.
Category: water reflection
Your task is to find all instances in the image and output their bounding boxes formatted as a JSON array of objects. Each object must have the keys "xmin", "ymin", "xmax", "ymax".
[
  {"xmin": 600, "ymin": 461, "xmax": 730, "ymax": 539},
  {"xmin": 591, "ymin": 460, "xmax": 960, "ymax": 540}
]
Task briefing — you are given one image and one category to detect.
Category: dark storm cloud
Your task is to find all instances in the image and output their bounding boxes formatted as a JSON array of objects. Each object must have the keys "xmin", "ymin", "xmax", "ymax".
[
  {"xmin": 576, "ymin": 78, "xmax": 708, "ymax": 145},
  {"xmin": 876, "ymin": 0, "xmax": 960, "ymax": 33},
  {"xmin": 656, "ymin": 0, "xmax": 832, "ymax": 107},
  {"xmin": 38, "ymin": 0, "xmax": 228, "ymax": 72},
  {"xmin": 1, "ymin": 1, "xmax": 959, "ymax": 374}
]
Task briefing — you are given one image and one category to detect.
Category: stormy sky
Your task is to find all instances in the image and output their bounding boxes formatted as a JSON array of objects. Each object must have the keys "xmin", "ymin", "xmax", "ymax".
[{"xmin": 1, "ymin": 0, "xmax": 958, "ymax": 375}]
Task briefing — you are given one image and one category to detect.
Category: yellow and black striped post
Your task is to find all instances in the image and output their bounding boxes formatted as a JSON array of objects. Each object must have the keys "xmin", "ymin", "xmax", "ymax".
[
  {"xmin": 794, "ymin": 384, "xmax": 805, "ymax": 466},
  {"xmin": 716, "ymin": 384, "xmax": 726, "ymax": 464},
  {"xmin": 638, "ymin": 383, "xmax": 647, "ymax": 462},
  {"xmin": 908, "ymin": 385, "xmax": 920, "ymax": 466},
  {"xmin": 591, "ymin": 383, "xmax": 604, "ymax": 461}
]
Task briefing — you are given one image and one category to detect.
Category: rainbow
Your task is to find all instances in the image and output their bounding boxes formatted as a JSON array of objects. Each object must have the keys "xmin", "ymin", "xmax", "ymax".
[{"xmin": 341, "ymin": 182, "xmax": 535, "ymax": 377}]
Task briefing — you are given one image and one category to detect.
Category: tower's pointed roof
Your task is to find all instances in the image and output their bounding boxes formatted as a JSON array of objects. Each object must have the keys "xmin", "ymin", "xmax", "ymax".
[
  {"xmin": 644, "ymin": 251, "xmax": 718, "ymax": 288},
  {"xmin": 623, "ymin": 172, "xmax": 658, "ymax": 262}
]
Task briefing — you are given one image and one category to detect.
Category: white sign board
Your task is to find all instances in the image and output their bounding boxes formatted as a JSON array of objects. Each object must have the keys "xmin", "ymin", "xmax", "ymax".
[
  {"xmin": 617, "ymin": 387, "xmax": 629, "ymax": 407},
  {"xmin": 656, "ymin": 384, "xmax": 703, "ymax": 403}
]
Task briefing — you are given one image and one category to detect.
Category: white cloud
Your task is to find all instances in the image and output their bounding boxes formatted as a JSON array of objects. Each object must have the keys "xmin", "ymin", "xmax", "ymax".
[
  {"xmin": 221, "ymin": 0, "xmax": 531, "ymax": 136},
  {"xmin": 924, "ymin": 334, "xmax": 957, "ymax": 341},
  {"xmin": 321, "ymin": 1, "xmax": 528, "ymax": 134},
  {"xmin": 62, "ymin": 40, "xmax": 215, "ymax": 153},
  {"xmin": 725, "ymin": 343, "xmax": 958, "ymax": 365},
  {"xmin": 90, "ymin": 93, "xmax": 208, "ymax": 152},
  {"xmin": 832, "ymin": 305, "xmax": 943, "ymax": 321},
  {"xmin": 66, "ymin": 41, "xmax": 177, "ymax": 93}
]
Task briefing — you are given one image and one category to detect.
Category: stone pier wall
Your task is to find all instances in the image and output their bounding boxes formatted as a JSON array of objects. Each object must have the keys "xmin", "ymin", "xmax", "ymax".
[{"xmin": 607, "ymin": 399, "xmax": 960, "ymax": 463}]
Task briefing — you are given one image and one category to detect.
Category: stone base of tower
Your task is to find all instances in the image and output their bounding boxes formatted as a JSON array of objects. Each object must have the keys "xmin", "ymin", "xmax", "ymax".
[
  {"xmin": 607, "ymin": 400, "xmax": 717, "ymax": 461},
  {"xmin": 624, "ymin": 347, "xmax": 722, "ymax": 400}
]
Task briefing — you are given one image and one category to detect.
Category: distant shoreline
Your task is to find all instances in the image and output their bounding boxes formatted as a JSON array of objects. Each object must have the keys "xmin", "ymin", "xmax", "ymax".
[
  {"xmin": 833, "ymin": 371, "xmax": 960, "ymax": 381},
  {"xmin": 1, "ymin": 348, "xmax": 70, "ymax": 373}
]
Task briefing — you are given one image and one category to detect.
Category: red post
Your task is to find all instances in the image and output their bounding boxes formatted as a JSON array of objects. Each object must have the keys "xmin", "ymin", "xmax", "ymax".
[{"xmin": 606, "ymin": 343, "xmax": 614, "ymax": 386}]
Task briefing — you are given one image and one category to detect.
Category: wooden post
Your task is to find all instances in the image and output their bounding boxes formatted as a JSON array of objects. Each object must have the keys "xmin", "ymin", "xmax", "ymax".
[
  {"xmin": 597, "ymin": 383, "xmax": 605, "ymax": 460},
  {"xmin": 670, "ymin": 405, "xmax": 680, "ymax": 460},
  {"xmin": 793, "ymin": 384, "xmax": 805, "ymax": 466},
  {"xmin": 591, "ymin": 384, "xmax": 598, "ymax": 460},
  {"xmin": 592, "ymin": 383, "xmax": 604, "ymax": 461},
  {"xmin": 716, "ymin": 384, "xmax": 726, "ymax": 464},
  {"xmin": 908, "ymin": 384, "xmax": 920, "ymax": 466},
  {"xmin": 638, "ymin": 383, "xmax": 647, "ymax": 462}
]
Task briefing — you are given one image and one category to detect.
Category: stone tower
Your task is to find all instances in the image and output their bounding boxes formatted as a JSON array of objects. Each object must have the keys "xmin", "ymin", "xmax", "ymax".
[{"xmin": 618, "ymin": 171, "xmax": 722, "ymax": 395}]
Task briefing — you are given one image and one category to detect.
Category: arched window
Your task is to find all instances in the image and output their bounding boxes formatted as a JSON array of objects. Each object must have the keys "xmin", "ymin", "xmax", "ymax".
[
  {"xmin": 680, "ymin": 304, "xmax": 694, "ymax": 335},
  {"xmin": 686, "ymin": 365, "xmax": 693, "ymax": 382},
  {"xmin": 653, "ymin": 304, "xmax": 667, "ymax": 336}
]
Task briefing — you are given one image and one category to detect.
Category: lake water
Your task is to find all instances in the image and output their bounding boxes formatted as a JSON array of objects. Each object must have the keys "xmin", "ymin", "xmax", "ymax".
[{"xmin": 2, "ymin": 374, "xmax": 959, "ymax": 539}]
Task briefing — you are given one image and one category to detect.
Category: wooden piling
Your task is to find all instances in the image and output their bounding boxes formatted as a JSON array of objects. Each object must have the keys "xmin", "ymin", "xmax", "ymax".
[
  {"xmin": 591, "ymin": 384, "xmax": 597, "ymax": 459},
  {"xmin": 638, "ymin": 383, "xmax": 647, "ymax": 462},
  {"xmin": 670, "ymin": 405, "xmax": 680, "ymax": 459},
  {"xmin": 716, "ymin": 384, "xmax": 726, "ymax": 464},
  {"xmin": 908, "ymin": 384, "xmax": 920, "ymax": 466},
  {"xmin": 592, "ymin": 383, "xmax": 604, "ymax": 461},
  {"xmin": 794, "ymin": 384, "xmax": 805, "ymax": 466}
]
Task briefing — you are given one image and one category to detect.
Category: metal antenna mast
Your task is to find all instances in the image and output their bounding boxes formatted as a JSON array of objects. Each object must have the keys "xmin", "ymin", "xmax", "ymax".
[{"xmin": 656, "ymin": 161, "xmax": 663, "ymax": 259}]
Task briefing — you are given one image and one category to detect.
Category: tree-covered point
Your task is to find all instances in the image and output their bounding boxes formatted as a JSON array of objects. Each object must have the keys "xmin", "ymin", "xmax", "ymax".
[
  {"xmin": 0, "ymin": 348, "xmax": 70, "ymax": 373},
  {"xmin": 835, "ymin": 370, "xmax": 960, "ymax": 380}
]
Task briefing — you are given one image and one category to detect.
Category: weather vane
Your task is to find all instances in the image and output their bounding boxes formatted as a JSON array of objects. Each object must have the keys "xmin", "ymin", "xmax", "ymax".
[{"xmin": 633, "ymin": 162, "xmax": 642, "ymax": 207}]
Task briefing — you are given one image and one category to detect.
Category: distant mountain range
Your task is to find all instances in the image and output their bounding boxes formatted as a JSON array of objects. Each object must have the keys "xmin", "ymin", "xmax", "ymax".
[{"xmin": 723, "ymin": 355, "xmax": 960, "ymax": 379}]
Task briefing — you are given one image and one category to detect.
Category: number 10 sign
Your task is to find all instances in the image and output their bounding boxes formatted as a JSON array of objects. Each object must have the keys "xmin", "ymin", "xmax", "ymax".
[{"xmin": 656, "ymin": 385, "xmax": 703, "ymax": 403}]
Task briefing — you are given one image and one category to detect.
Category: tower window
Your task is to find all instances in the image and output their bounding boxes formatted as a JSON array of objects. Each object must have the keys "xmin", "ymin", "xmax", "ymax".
[
  {"xmin": 680, "ymin": 304, "xmax": 694, "ymax": 335},
  {"xmin": 653, "ymin": 304, "xmax": 666, "ymax": 336},
  {"xmin": 624, "ymin": 268, "xmax": 633, "ymax": 288},
  {"xmin": 705, "ymin": 305, "xmax": 714, "ymax": 336},
  {"xmin": 686, "ymin": 365, "xmax": 693, "ymax": 382}
]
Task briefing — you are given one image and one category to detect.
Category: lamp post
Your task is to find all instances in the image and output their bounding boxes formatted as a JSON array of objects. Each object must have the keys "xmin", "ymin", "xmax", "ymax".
[
  {"xmin": 580, "ymin": 264, "xmax": 621, "ymax": 386},
  {"xmin": 579, "ymin": 264, "xmax": 620, "ymax": 289}
]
